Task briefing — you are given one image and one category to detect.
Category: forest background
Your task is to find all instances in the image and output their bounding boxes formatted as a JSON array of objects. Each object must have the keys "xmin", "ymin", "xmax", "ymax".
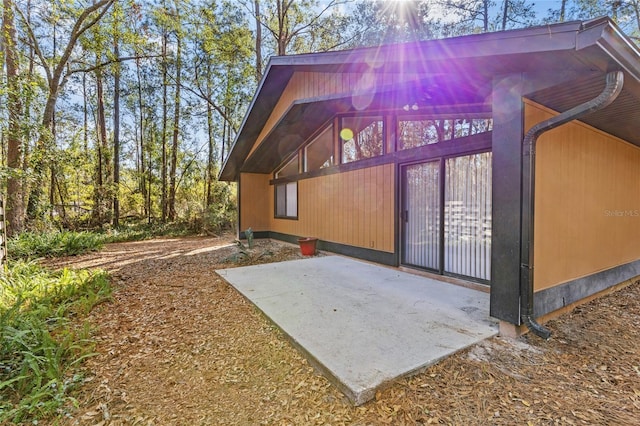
[{"xmin": 1, "ymin": 0, "xmax": 639, "ymax": 237}]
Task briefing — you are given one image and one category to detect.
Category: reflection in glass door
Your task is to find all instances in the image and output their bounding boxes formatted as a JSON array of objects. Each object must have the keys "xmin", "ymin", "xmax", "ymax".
[
  {"xmin": 402, "ymin": 162, "xmax": 440, "ymax": 270},
  {"xmin": 401, "ymin": 152, "xmax": 492, "ymax": 282},
  {"xmin": 444, "ymin": 152, "xmax": 492, "ymax": 281}
]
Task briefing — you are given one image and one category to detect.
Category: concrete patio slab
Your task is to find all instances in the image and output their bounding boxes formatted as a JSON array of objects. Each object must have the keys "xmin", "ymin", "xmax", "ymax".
[{"xmin": 216, "ymin": 256, "xmax": 498, "ymax": 405}]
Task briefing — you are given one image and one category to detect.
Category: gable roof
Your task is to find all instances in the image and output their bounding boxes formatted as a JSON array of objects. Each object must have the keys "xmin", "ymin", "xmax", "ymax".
[{"xmin": 220, "ymin": 17, "xmax": 640, "ymax": 181}]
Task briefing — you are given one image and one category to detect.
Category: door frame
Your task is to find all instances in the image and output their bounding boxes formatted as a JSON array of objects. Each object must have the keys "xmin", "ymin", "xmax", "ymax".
[
  {"xmin": 399, "ymin": 148, "xmax": 492, "ymax": 285},
  {"xmin": 400, "ymin": 158, "xmax": 444, "ymax": 273}
]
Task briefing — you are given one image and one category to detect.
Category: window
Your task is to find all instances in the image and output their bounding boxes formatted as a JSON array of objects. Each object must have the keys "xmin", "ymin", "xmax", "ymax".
[
  {"xmin": 304, "ymin": 125, "xmax": 334, "ymax": 172},
  {"xmin": 275, "ymin": 182, "xmax": 297, "ymax": 218},
  {"xmin": 340, "ymin": 115, "xmax": 384, "ymax": 163},
  {"xmin": 398, "ymin": 117, "xmax": 442, "ymax": 149},
  {"xmin": 451, "ymin": 118, "xmax": 492, "ymax": 139},
  {"xmin": 398, "ymin": 117, "xmax": 493, "ymax": 150},
  {"xmin": 275, "ymin": 154, "xmax": 299, "ymax": 179}
]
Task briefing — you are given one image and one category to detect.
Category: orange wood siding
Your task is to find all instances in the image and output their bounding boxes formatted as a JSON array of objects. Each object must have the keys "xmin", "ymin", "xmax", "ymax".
[
  {"xmin": 526, "ymin": 100, "xmax": 640, "ymax": 291},
  {"xmin": 268, "ymin": 164, "xmax": 396, "ymax": 253},
  {"xmin": 239, "ymin": 173, "xmax": 271, "ymax": 232},
  {"xmin": 248, "ymin": 71, "xmax": 420, "ymax": 160}
]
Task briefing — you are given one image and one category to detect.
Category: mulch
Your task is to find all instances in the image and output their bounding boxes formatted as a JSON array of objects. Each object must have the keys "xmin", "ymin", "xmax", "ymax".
[{"xmin": 40, "ymin": 236, "xmax": 640, "ymax": 425}]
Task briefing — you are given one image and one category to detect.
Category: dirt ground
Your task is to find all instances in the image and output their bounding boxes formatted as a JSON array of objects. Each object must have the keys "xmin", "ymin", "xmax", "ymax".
[{"xmin": 41, "ymin": 235, "xmax": 640, "ymax": 425}]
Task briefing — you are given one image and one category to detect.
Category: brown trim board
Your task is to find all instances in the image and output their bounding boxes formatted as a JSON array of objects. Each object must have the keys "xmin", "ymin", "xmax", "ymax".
[
  {"xmin": 533, "ymin": 259, "xmax": 640, "ymax": 317},
  {"xmin": 238, "ymin": 231, "xmax": 397, "ymax": 266}
]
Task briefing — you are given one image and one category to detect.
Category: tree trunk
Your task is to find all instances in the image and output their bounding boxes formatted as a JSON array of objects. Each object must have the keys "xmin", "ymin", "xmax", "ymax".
[
  {"xmin": 254, "ymin": 0, "xmax": 262, "ymax": 81},
  {"xmin": 148, "ymin": 128, "xmax": 154, "ymax": 224},
  {"xmin": 26, "ymin": 53, "xmax": 60, "ymax": 222},
  {"xmin": 168, "ymin": 30, "xmax": 182, "ymax": 221},
  {"xmin": 276, "ymin": 0, "xmax": 287, "ymax": 55},
  {"xmin": 161, "ymin": 26, "xmax": 169, "ymax": 222},
  {"xmin": 22, "ymin": 0, "xmax": 34, "ymax": 217},
  {"xmin": 206, "ymin": 93, "xmax": 215, "ymax": 208},
  {"xmin": 49, "ymin": 164, "xmax": 56, "ymax": 220},
  {"xmin": 3, "ymin": 0, "xmax": 25, "ymax": 236},
  {"xmin": 93, "ymin": 69, "xmax": 108, "ymax": 225},
  {"xmin": 113, "ymin": 38, "xmax": 121, "ymax": 227},
  {"xmin": 136, "ymin": 57, "xmax": 148, "ymax": 218},
  {"xmin": 83, "ymin": 73, "xmax": 89, "ymax": 153},
  {"xmin": 56, "ymin": 175, "xmax": 67, "ymax": 223},
  {"xmin": 634, "ymin": 2, "xmax": 640, "ymax": 39},
  {"xmin": 220, "ymin": 106, "xmax": 227, "ymax": 171},
  {"xmin": 483, "ymin": 0, "xmax": 489, "ymax": 32},
  {"xmin": 559, "ymin": 0, "xmax": 567, "ymax": 22},
  {"xmin": 501, "ymin": 0, "xmax": 509, "ymax": 31}
]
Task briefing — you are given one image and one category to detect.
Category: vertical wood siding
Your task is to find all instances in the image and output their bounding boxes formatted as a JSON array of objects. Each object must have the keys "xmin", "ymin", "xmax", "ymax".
[
  {"xmin": 239, "ymin": 173, "xmax": 271, "ymax": 232},
  {"xmin": 526, "ymin": 100, "xmax": 640, "ymax": 291},
  {"xmin": 268, "ymin": 164, "xmax": 395, "ymax": 253}
]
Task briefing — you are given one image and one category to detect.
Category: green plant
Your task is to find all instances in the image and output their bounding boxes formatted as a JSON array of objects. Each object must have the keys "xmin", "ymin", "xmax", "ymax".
[
  {"xmin": 245, "ymin": 227, "xmax": 254, "ymax": 249},
  {"xmin": 100, "ymin": 221, "xmax": 195, "ymax": 243},
  {"xmin": 0, "ymin": 261, "xmax": 111, "ymax": 423},
  {"xmin": 8, "ymin": 231, "xmax": 104, "ymax": 260}
]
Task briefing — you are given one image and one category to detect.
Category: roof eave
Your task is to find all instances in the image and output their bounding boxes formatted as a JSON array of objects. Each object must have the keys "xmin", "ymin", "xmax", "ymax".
[
  {"xmin": 219, "ymin": 17, "xmax": 640, "ymax": 181},
  {"xmin": 218, "ymin": 59, "xmax": 295, "ymax": 181}
]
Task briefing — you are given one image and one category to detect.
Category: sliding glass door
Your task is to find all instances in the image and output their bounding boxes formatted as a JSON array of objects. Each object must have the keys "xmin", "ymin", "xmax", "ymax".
[
  {"xmin": 402, "ymin": 161, "xmax": 440, "ymax": 271},
  {"xmin": 444, "ymin": 152, "xmax": 492, "ymax": 281},
  {"xmin": 401, "ymin": 152, "xmax": 492, "ymax": 282}
]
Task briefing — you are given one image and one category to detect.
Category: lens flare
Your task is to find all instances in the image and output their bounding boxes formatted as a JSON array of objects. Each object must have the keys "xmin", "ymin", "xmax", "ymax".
[{"xmin": 340, "ymin": 128, "xmax": 354, "ymax": 141}]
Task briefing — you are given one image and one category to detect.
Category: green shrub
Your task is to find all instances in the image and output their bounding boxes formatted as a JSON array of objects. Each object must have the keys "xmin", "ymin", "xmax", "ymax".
[
  {"xmin": 8, "ymin": 231, "xmax": 104, "ymax": 260},
  {"xmin": 0, "ymin": 261, "xmax": 111, "ymax": 423},
  {"xmin": 99, "ymin": 221, "xmax": 195, "ymax": 243}
]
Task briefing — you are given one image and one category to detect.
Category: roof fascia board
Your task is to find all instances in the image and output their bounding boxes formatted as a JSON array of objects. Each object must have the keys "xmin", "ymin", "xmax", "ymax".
[
  {"xmin": 241, "ymin": 94, "xmax": 352, "ymax": 172},
  {"xmin": 265, "ymin": 21, "xmax": 585, "ymax": 69},
  {"xmin": 219, "ymin": 59, "xmax": 294, "ymax": 181},
  {"xmin": 595, "ymin": 24, "xmax": 640, "ymax": 82}
]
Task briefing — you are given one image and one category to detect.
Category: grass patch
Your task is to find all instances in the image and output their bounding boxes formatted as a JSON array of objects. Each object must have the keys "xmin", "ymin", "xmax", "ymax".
[{"xmin": 0, "ymin": 261, "xmax": 111, "ymax": 423}]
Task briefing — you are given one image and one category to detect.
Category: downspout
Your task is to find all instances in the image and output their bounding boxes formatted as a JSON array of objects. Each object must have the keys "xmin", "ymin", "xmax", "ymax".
[{"xmin": 520, "ymin": 70, "xmax": 624, "ymax": 339}]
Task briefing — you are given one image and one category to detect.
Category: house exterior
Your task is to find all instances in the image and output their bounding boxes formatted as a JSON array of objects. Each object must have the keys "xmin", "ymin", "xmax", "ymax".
[{"xmin": 219, "ymin": 17, "xmax": 640, "ymax": 336}]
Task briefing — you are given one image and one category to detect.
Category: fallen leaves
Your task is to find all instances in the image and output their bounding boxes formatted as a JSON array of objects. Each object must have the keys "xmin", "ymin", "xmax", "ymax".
[{"xmin": 37, "ymin": 235, "xmax": 640, "ymax": 425}]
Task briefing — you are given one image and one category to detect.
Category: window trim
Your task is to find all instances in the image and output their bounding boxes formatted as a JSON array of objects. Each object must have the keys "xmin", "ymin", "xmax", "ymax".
[
  {"xmin": 304, "ymin": 124, "xmax": 334, "ymax": 172},
  {"xmin": 275, "ymin": 153, "xmax": 300, "ymax": 179},
  {"xmin": 396, "ymin": 114, "xmax": 493, "ymax": 150},
  {"xmin": 274, "ymin": 181, "xmax": 298, "ymax": 220},
  {"xmin": 339, "ymin": 114, "xmax": 386, "ymax": 165}
]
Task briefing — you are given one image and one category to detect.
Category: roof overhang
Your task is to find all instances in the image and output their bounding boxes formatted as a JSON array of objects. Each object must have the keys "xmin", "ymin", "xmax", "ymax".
[
  {"xmin": 220, "ymin": 17, "xmax": 640, "ymax": 181},
  {"xmin": 243, "ymin": 80, "xmax": 492, "ymax": 174}
]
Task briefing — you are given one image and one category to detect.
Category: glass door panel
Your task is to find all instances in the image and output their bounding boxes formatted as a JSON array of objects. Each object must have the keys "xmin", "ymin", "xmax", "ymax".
[
  {"xmin": 402, "ymin": 162, "xmax": 440, "ymax": 270},
  {"xmin": 444, "ymin": 152, "xmax": 492, "ymax": 281}
]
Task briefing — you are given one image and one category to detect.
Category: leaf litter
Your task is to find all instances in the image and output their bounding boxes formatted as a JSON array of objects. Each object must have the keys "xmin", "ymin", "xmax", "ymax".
[{"xmin": 38, "ymin": 235, "xmax": 640, "ymax": 425}]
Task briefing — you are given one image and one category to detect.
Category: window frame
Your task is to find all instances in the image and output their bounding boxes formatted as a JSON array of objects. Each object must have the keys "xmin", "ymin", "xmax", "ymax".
[
  {"xmin": 274, "ymin": 181, "xmax": 298, "ymax": 219},
  {"xmin": 275, "ymin": 154, "xmax": 299, "ymax": 179},
  {"xmin": 339, "ymin": 114, "xmax": 385, "ymax": 164},
  {"xmin": 304, "ymin": 124, "xmax": 334, "ymax": 172},
  {"xmin": 396, "ymin": 114, "xmax": 493, "ymax": 150}
]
